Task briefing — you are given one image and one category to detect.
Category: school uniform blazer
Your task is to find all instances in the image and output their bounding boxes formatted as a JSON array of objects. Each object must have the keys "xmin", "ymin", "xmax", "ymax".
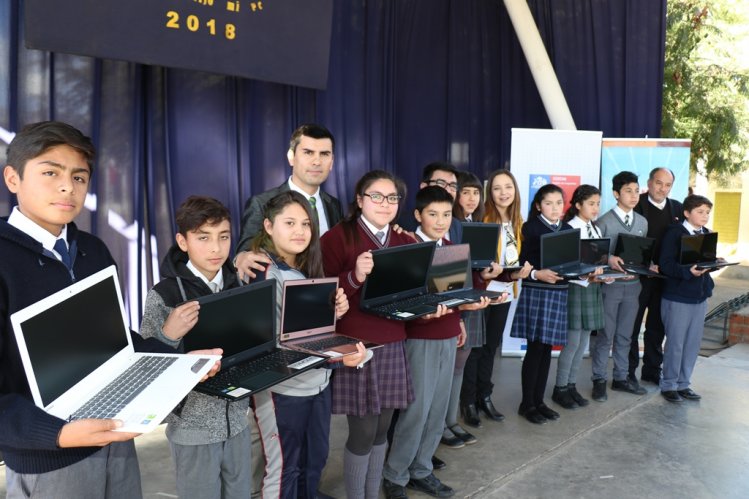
[
  {"xmin": 658, "ymin": 224, "xmax": 714, "ymax": 304},
  {"xmin": 236, "ymin": 181, "xmax": 344, "ymax": 253}
]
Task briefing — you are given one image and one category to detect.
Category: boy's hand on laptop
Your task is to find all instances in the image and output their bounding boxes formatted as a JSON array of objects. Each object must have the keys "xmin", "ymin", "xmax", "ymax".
[
  {"xmin": 649, "ymin": 264, "xmax": 660, "ymax": 273},
  {"xmin": 340, "ymin": 342, "xmax": 368, "ymax": 367},
  {"xmin": 355, "ymin": 251, "xmax": 374, "ymax": 283},
  {"xmin": 58, "ymin": 419, "xmax": 140, "ymax": 448},
  {"xmin": 185, "ymin": 348, "xmax": 223, "ymax": 380},
  {"xmin": 234, "ymin": 250, "xmax": 272, "ymax": 281},
  {"xmin": 334, "ymin": 288, "xmax": 350, "ymax": 318},
  {"xmin": 689, "ymin": 265, "xmax": 708, "ymax": 277},
  {"xmin": 162, "ymin": 301, "xmax": 200, "ymax": 340},
  {"xmin": 608, "ymin": 255, "xmax": 625, "ymax": 272},
  {"xmin": 457, "ymin": 322, "xmax": 467, "ymax": 347},
  {"xmin": 480, "ymin": 262, "xmax": 503, "ymax": 280}
]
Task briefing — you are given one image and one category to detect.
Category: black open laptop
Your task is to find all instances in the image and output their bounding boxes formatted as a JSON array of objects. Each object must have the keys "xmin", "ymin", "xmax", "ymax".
[
  {"xmin": 461, "ymin": 223, "xmax": 509, "ymax": 270},
  {"xmin": 614, "ymin": 234, "xmax": 664, "ymax": 278},
  {"xmin": 580, "ymin": 237, "xmax": 628, "ymax": 279},
  {"xmin": 428, "ymin": 244, "xmax": 506, "ymax": 304},
  {"xmin": 540, "ymin": 229, "xmax": 598, "ymax": 278},
  {"xmin": 279, "ymin": 277, "xmax": 381, "ymax": 357},
  {"xmin": 183, "ymin": 279, "xmax": 326, "ymax": 400},
  {"xmin": 679, "ymin": 232, "xmax": 738, "ymax": 270},
  {"xmin": 360, "ymin": 241, "xmax": 443, "ymax": 321}
]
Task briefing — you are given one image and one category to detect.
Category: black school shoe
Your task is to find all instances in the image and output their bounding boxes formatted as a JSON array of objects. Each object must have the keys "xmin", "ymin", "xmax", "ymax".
[
  {"xmin": 552, "ymin": 385, "xmax": 578, "ymax": 409},
  {"xmin": 611, "ymin": 378, "xmax": 647, "ymax": 395},
  {"xmin": 518, "ymin": 405, "xmax": 547, "ymax": 425},
  {"xmin": 592, "ymin": 379, "xmax": 608, "ymax": 402},
  {"xmin": 431, "ymin": 455, "xmax": 446, "ymax": 470},
  {"xmin": 407, "ymin": 474, "xmax": 455, "ymax": 498},
  {"xmin": 567, "ymin": 383, "xmax": 589, "ymax": 407},
  {"xmin": 460, "ymin": 403, "xmax": 482, "ymax": 428},
  {"xmin": 677, "ymin": 388, "xmax": 702, "ymax": 400},
  {"xmin": 661, "ymin": 390, "xmax": 684, "ymax": 403},
  {"xmin": 536, "ymin": 403, "xmax": 560, "ymax": 420},
  {"xmin": 448, "ymin": 424, "xmax": 478, "ymax": 445},
  {"xmin": 383, "ymin": 479, "xmax": 409, "ymax": 499}
]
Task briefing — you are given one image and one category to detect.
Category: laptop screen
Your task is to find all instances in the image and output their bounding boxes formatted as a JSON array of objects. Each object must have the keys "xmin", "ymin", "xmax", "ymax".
[
  {"xmin": 580, "ymin": 238, "xmax": 610, "ymax": 266},
  {"xmin": 427, "ymin": 244, "xmax": 470, "ymax": 293},
  {"xmin": 17, "ymin": 274, "xmax": 128, "ymax": 407},
  {"xmin": 541, "ymin": 229, "xmax": 580, "ymax": 269},
  {"xmin": 184, "ymin": 279, "xmax": 275, "ymax": 358},
  {"xmin": 461, "ymin": 223, "xmax": 500, "ymax": 263},
  {"xmin": 281, "ymin": 279, "xmax": 337, "ymax": 340},
  {"xmin": 680, "ymin": 232, "xmax": 717, "ymax": 265},
  {"xmin": 363, "ymin": 242, "xmax": 435, "ymax": 300},
  {"xmin": 616, "ymin": 234, "xmax": 655, "ymax": 265}
]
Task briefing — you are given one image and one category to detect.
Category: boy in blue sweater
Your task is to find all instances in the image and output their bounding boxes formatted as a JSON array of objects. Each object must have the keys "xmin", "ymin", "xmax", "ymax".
[
  {"xmin": 657, "ymin": 194, "xmax": 715, "ymax": 403},
  {"xmin": 0, "ymin": 122, "xmax": 218, "ymax": 498}
]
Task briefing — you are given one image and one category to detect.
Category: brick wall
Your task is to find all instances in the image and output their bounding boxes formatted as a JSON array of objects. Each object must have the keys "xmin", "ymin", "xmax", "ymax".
[{"xmin": 728, "ymin": 310, "xmax": 749, "ymax": 345}]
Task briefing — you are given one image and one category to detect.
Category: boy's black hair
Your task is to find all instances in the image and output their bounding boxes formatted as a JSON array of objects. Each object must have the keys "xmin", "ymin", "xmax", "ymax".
[
  {"xmin": 683, "ymin": 194, "xmax": 713, "ymax": 212},
  {"xmin": 421, "ymin": 161, "xmax": 458, "ymax": 183},
  {"xmin": 415, "ymin": 185, "xmax": 455, "ymax": 213},
  {"xmin": 6, "ymin": 121, "xmax": 95, "ymax": 178},
  {"xmin": 612, "ymin": 171, "xmax": 639, "ymax": 193},
  {"xmin": 289, "ymin": 123, "xmax": 335, "ymax": 153},
  {"xmin": 175, "ymin": 196, "xmax": 231, "ymax": 236}
]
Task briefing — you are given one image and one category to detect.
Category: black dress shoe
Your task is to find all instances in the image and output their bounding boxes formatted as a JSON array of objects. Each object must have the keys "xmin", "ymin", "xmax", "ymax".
[
  {"xmin": 567, "ymin": 383, "xmax": 589, "ymax": 407},
  {"xmin": 383, "ymin": 478, "xmax": 409, "ymax": 499},
  {"xmin": 518, "ymin": 405, "xmax": 547, "ymax": 425},
  {"xmin": 536, "ymin": 403, "xmax": 560, "ymax": 420},
  {"xmin": 592, "ymin": 379, "xmax": 608, "ymax": 402},
  {"xmin": 661, "ymin": 390, "xmax": 684, "ymax": 403},
  {"xmin": 677, "ymin": 388, "xmax": 702, "ymax": 400},
  {"xmin": 407, "ymin": 473, "xmax": 455, "ymax": 497},
  {"xmin": 431, "ymin": 455, "xmax": 446, "ymax": 470},
  {"xmin": 611, "ymin": 378, "xmax": 647, "ymax": 395},
  {"xmin": 476, "ymin": 396, "xmax": 505, "ymax": 421},
  {"xmin": 448, "ymin": 424, "xmax": 477, "ymax": 445},
  {"xmin": 551, "ymin": 385, "xmax": 578, "ymax": 409},
  {"xmin": 440, "ymin": 434, "xmax": 465, "ymax": 449},
  {"xmin": 460, "ymin": 403, "xmax": 482, "ymax": 428}
]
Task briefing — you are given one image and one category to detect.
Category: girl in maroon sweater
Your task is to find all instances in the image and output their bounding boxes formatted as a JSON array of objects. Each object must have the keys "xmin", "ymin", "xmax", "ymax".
[{"xmin": 320, "ymin": 170, "xmax": 420, "ymax": 498}]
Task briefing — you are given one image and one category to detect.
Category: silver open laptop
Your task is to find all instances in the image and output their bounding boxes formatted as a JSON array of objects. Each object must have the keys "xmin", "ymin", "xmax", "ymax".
[
  {"xmin": 279, "ymin": 277, "xmax": 381, "ymax": 357},
  {"xmin": 10, "ymin": 265, "xmax": 220, "ymax": 433}
]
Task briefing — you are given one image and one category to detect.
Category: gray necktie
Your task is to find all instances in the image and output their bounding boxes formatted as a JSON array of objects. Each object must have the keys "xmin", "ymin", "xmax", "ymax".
[
  {"xmin": 587, "ymin": 223, "xmax": 595, "ymax": 239},
  {"xmin": 308, "ymin": 197, "xmax": 320, "ymax": 230},
  {"xmin": 375, "ymin": 231, "xmax": 385, "ymax": 244},
  {"xmin": 624, "ymin": 214, "xmax": 630, "ymax": 227}
]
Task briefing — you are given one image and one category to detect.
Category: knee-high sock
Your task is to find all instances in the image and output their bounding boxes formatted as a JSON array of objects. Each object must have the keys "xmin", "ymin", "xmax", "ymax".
[
  {"xmin": 344, "ymin": 447, "xmax": 370, "ymax": 499},
  {"xmin": 365, "ymin": 443, "xmax": 388, "ymax": 499}
]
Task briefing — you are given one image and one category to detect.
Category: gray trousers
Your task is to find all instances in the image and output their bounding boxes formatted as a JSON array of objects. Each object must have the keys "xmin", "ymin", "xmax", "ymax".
[
  {"xmin": 383, "ymin": 337, "xmax": 456, "ymax": 486},
  {"xmin": 556, "ymin": 328, "xmax": 590, "ymax": 386},
  {"xmin": 660, "ymin": 298, "xmax": 707, "ymax": 392},
  {"xmin": 6, "ymin": 441, "xmax": 141, "ymax": 499},
  {"xmin": 591, "ymin": 282, "xmax": 641, "ymax": 381},
  {"xmin": 171, "ymin": 426, "xmax": 252, "ymax": 499}
]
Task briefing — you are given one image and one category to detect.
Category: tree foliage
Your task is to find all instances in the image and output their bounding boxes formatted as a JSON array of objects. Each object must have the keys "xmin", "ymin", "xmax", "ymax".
[{"xmin": 662, "ymin": 0, "xmax": 749, "ymax": 177}]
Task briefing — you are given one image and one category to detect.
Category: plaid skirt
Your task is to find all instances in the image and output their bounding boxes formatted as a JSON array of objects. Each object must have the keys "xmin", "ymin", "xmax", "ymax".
[
  {"xmin": 511, "ymin": 286, "xmax": 568, "ymax": 346},
  {"xmin": 567, "ymin": 283, "xmax": 605, "ymax": 331},
  {"xmin": 462, "ymin": 309, "xmax": 486, "ymax": 349},
  {"xmin": 331, "ymin": 340, "xmax": 414, "ymax": 416}
]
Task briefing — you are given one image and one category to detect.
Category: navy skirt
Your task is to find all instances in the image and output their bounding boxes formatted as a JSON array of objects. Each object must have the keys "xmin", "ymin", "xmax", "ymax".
[{"xmin": 511, "ymin": 286, "xmax": 568, "ymax": 346}]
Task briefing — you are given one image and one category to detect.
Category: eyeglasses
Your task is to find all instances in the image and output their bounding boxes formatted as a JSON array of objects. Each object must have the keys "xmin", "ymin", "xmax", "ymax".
[
  {"xmin": 428, "ymin": 179, "xmax": 459, "ymax": 192},
  {"xmin": 363, "ymin": 192, "xmax": 401, "ymax": 205}
]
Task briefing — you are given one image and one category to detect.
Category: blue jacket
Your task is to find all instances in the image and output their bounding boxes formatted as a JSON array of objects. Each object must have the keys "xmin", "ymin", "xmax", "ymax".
[{"xmin": 658, "ymin": 223, "xmax": 714, "ymax": 304}]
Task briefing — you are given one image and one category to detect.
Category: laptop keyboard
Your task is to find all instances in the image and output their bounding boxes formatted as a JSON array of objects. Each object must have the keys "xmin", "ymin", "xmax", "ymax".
[
  {"xmin": 203, "ymin": 350, "xmax": 309, "ymax": 389},
  {"xmin": 70, "ymin": 356, "xmax": 176, "ymax": 421},
  {"xmin": 372, "ymin": 294, "xmax": 443, "ymax": 314},
  {"xmin": 297, "ymin": 335, "xmax": 358, "ymax": 351}
]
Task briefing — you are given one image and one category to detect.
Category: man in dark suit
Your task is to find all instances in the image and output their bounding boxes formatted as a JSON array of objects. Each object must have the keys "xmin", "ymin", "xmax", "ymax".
[
  {"xmin": 629, "ymin": 167, "xmax": 683, "ymax": 385},
  {"xmin": 234, "ymin": 123, "xmax": 343, "ymax": 279}
]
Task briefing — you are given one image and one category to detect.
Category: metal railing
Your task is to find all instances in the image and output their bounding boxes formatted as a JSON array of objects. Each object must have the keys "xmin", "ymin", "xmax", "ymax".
[{"xmin": 704, "ymin": 292, "xmax": 749, "ymax": 343}]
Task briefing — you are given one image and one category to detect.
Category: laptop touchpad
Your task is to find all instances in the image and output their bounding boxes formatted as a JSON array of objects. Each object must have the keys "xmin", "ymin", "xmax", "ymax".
[{"xmin": 241, "ymin": 371, "xmax": 285, "ymax": 389}]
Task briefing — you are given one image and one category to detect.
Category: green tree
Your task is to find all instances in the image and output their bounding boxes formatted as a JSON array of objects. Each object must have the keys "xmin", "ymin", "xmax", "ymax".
[{"xmin": 662, "ymin": 0, "xmax": 749, "ymax": 177}]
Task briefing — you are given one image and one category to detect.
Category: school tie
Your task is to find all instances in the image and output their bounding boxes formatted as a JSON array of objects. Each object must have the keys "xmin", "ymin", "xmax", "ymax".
[
  {"xmin": 209, "ymin": 282, "xmax": 221, "ymax": 294},
  {"xmin": 624, "ymin": 213, "xmax": 630, "ymax": 228},
  {"xmin": 586, "ymin": 223, "xmax": 595, "ymax": 239},
  {"xmin": 54, "ymin": 238, "xmax": 72, "ymax": 269},
  {"xmin": 308, "ymin": 196, "xmax": 320, "ymax": 231},
  {"xmin": 375, "ymin": 231, "xmax": 385, "ymax": 244}
]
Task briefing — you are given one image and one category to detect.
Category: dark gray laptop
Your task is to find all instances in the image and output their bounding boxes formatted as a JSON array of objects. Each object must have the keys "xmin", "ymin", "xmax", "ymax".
[
  {"xmin": 184, "ymin": 279, "xmax": 326, "ymax": 400},
  {"xmin": 679, "ymin": 232, "xmax": 737, "ymax": 270},
  {"xmin": 540, "ymin": 229, "xmax": 598, "ymax": 278},
  {"xmin": 427, "ymin": 244, "xmax": 506, "ymax": 304},
  {"xmin": 614, "ymin": 234, "xmax": 664, "ymax": 278}
]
